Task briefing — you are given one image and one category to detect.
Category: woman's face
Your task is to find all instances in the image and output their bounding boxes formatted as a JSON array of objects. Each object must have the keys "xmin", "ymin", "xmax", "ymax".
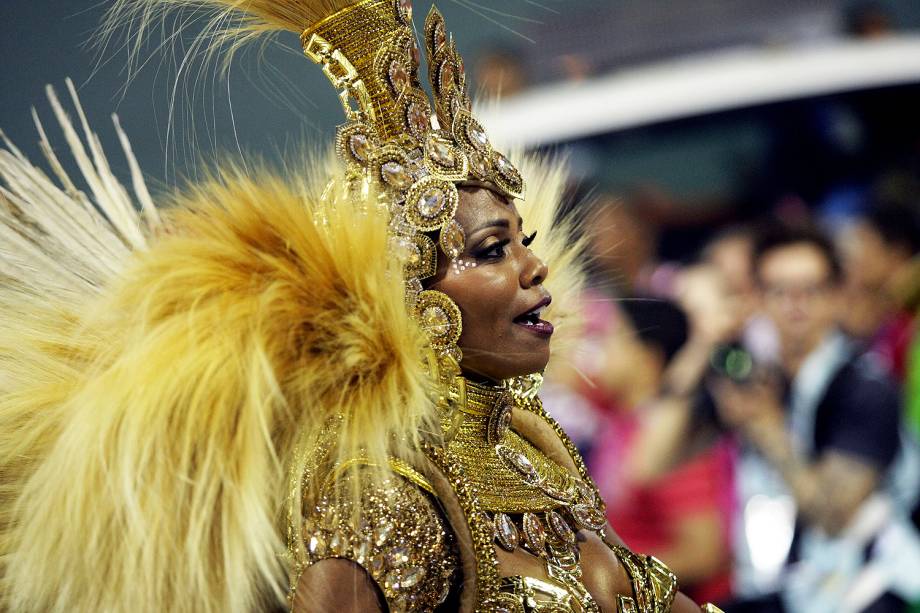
[{"xmin": 429, "ymin": 186, "xmax": 552, "ymax": 382}]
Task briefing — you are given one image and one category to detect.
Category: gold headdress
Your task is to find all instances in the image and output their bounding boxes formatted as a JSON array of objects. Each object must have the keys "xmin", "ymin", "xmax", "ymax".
[{"xmin": 300, "ymin": 0, "xmax": 525, "ymax": 376}]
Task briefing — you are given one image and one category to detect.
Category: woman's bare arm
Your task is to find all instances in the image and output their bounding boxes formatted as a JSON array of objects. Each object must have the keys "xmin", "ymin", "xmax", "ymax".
[{"xmin": 292, "ymin": 558, "xmax": 385, "ymax": 613}]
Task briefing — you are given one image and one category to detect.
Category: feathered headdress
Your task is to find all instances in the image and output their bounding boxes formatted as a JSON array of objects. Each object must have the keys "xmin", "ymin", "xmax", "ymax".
[{"xmin": 0, "ymin": 1, "xmax": 585, "ymax": 612}]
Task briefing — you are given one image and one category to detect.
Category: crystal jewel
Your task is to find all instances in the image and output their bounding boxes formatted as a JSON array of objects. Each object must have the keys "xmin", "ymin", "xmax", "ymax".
[
  {"xmin": 370, "ymin": 553, "xmax": 386, "ymax": 574},
  {"xmin": 308, "ymin": 533, "xmax": 327, "ymax": 557},
  {"xmin": 381, "ymin": 161, "xmax": 412, "ymax": 189},
  {"xmin": 493, "ymin": 512, "xmax": 520, "ymax": 551},
  {"xmin": 385, "ymin": 571, "xmax": 401, "ymax": 590},
  {"xmin": 417, "ymin": 188, "xmax": 445, "ymax": 218},
  {"xmin": 467, "ymin": 121, "xmax": 489, "ymax": 150},
  {"xmin": 572, "ymin": 504, "xmax": 607, "ymax": 531},
  {"xmin": 330, "ymin": 531, "xmax": 347, "ymax": 555},
  {"xmin": 406, "ymin": 242, "xmax": 422, "ymax": 267},
  {"xmin": 547, "ymin": 511, "xmax": 577, "ymax": 545},
  {"xmin": 522, "ymin": 512, "xmax": 547, "ymax": 553},
  {"xmin": 469, "ymin": 150, "xmax": 489, "ymax": 177},
  {"xmin": 495, "ymin": 153, "xmax": 518, "ymax": 181},
  {"xmin": 407, "ymin": 103, "xmax": 429, "ymax": 136},
  {"xmin": 496, "ymin": 444, "xmax": 541, "ymax": 484},
  {"xmin": 576, "ymin": 480, "xmax": 595, "ymax": 504},
  {"xmin": 440, "ymin": 218, "xmax": 465, "ymax": 259},
  {"xmin": 389, "ymin": 60, "xmax": 410, "ymax": 93},
  {"xmin": 349, "ymin": 133, "xmax": 370, "ymax": 161},
  {"xmin": 444, "ymin": 345, "xmax": 463, "ymax": 366},
  {"xmin": 439, "ymin": 61, "xmax": 455, "ymax": 93},
  {"xmin": 488, "ymin": 403, "xmax": 513, "ymax": 444},
  {"xmin": 387, "ymin": 545, "xmax": 409, "ymax": 567},
  {"xmin": 428, "ymin": 137, "xmax": 455, "ymax": 167},
  {"xmin": 421, "ymin": 306, "xmax": 450, "ymax": 336},
  {"xmin": 540, "ymin": 480, "xmax": 575, "ymax": 502},
  {"xmin": 354, "ymin": 539, "xmax": 371, "ymax": 562},
  {"xmin": 401, "ymin": 566, "xmax": 425, "ymax": 588},
  {"xmin": 375, "ymin": 522, "xmax": 394, "ymax": 546}
]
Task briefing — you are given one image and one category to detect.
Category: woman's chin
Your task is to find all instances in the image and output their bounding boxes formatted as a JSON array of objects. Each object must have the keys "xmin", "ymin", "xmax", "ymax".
[{"xmin": 461, "ymin": 349, "xmax": 550, "ymax": 383}]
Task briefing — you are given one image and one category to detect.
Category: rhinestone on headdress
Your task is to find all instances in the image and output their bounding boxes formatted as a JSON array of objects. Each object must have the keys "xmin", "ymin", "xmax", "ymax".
[
  {"xmin": 388, "ymin": 60, "xmax": 411, "ymax": 93},
  {"xmin": 382, "ymin": 161, "xmax": 413, "ymax": 189},
  {"xmin": 439, "ymin": 218, "xmax": 466, "ymax": 260},
  {"xmin": 414, "ymin": 290, "xmax": 462, "ymax": 350}
]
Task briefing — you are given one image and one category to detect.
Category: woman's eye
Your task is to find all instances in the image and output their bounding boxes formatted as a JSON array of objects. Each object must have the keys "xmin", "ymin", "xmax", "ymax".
[
  {"xmin": 522, "ymin": 231, "xmax": 537, "ymax": 248},
  {"xmin": 476, "ymin": 239, "xmax": 510, "ymax": 260}
]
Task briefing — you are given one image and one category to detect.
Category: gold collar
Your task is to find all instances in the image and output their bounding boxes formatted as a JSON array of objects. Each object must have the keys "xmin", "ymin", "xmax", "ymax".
[{"xmin": 460, "ymin": 378, "xmax": 507, "ymax": 417}]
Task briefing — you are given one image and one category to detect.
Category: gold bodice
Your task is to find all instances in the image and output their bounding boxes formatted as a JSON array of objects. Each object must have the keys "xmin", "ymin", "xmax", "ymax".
[{"xmin": 291, "ymin": 376, "xmax": 721, "ymax": 613}]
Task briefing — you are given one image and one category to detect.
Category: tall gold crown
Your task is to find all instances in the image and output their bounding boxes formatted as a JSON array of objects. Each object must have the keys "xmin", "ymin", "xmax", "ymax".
[{"xmin": 300, "ymin": 0, "xmax": 525, "ymax": 375}]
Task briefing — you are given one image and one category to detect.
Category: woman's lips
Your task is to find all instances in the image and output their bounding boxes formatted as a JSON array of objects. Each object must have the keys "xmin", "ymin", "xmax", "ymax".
[
  {"xmin": 513, "ymin": 318, "xmax": 554, "ymax": 337},
  {"xmin": 512, "ymin": 294, "xmax": 554, "ymax": 337}
]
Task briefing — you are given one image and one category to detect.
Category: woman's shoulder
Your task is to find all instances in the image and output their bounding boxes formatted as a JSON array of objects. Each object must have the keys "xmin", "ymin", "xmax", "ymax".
[{"xmin": 293, "ymin": 464, "xmax": 458, "ymax": 612}]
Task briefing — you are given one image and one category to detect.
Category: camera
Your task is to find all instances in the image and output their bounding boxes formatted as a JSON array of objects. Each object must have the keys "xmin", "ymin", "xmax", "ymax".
[{"xmin": 710, "ymin": 344, "xmax": 755, "ymax": 384}]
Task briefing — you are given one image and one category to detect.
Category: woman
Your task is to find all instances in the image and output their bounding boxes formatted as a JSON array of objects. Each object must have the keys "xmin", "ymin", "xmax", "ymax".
[{"xmin": 0, "ymin": 0, "xmax": 723, "ymax": 611}]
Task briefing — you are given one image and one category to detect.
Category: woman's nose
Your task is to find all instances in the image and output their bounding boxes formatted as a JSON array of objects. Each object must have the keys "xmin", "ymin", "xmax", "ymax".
[{"xmin": 521, "ymin": 249, "xmax": 548, "ymax": 288}]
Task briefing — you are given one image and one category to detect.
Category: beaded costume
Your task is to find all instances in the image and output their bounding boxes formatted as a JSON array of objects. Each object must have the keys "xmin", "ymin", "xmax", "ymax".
[{"xmin": 0, "ymin": 0, "xmax": 723, "ymax": 612}]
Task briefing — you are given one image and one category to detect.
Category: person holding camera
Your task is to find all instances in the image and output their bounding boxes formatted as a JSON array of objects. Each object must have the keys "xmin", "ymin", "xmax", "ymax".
[{"xmin": 711, "ymin": 224, "xmax": 919, "ymax": 613}]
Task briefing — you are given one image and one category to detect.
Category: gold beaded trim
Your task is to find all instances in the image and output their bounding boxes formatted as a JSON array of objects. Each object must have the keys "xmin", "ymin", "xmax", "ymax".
[
  {"xmin": 298, "ymin": 469, "xmax": 457, "ymax": 611},
  {"xmin": 423, "ymin": 441, "xmax": 502, "ymax": 606}
]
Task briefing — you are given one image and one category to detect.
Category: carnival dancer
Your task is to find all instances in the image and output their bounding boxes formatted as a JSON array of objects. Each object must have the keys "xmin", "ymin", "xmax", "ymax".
[{"xmin": 0, "ymin": 1, "xmax": 724, "ymax": 611}]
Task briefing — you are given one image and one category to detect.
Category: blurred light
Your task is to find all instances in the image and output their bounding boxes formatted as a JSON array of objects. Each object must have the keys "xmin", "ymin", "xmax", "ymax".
[
  {"xmin": 481, "ymin": 37, "xmax": 920, "ymax": 147},
  {"xmin": 744, "ymin": 493, "xmax": 796, "ymax": 587}
]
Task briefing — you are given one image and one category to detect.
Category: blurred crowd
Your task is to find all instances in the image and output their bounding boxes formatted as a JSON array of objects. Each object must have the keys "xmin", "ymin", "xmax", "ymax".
[{"xmin": 543, "ymin": 189, "xmax": 920, "ymax": 612}]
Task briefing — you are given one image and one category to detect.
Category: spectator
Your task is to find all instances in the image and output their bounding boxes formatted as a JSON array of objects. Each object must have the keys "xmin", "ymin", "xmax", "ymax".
[
  {"xmin": 838, "ymin": 202, "xmax": 920, "ymax": 381},
  {"xmin": 712, "ymin": 224, "xmax": 916, "ymax": 613},
  {"xmin": 703, "ymin": 227, "xmax": 780, "ymax": 365},
  {"xmin": 590, "ymin": 297, "xmax": 734, "ymax": 605}
]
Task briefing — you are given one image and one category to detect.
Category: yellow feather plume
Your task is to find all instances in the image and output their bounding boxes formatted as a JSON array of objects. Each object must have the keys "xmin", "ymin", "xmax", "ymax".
[
  {"xmin": 100, "ymin": 0, "xmax": 364, "ymax": 75},
  {"xmin": 1, "ymin": 161, "xmax": 436, "ymax": 612}
]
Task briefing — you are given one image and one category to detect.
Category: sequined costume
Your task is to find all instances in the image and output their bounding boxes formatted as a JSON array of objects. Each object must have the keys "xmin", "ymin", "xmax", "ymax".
[
  {"xmin": 0, "ymin": 0, "xmax": 723, "ymax": 612},
  {"xmin": 294, "ymin": 376, "xmax": 689, "ymax": 612}
]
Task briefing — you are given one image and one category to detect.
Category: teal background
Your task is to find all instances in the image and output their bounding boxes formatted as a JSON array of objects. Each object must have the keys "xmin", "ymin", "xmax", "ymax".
[{"xmin": 2, "ymin": 1, "xmax": 919, "ymax": 194}]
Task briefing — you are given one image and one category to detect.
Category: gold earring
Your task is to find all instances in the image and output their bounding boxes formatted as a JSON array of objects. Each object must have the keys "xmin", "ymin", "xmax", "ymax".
[{"xmin": 414, "ymin": 289, "xmax": 463, "ymax": 377}]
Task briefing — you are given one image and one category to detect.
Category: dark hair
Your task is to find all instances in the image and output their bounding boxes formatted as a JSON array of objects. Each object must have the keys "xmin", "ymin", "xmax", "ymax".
[
  {"xmin": 619, "ymin": 298, "xmax": 689, "ymax": 365},
  {"xmin": 862, "ymin": 203, "xmax": 920, "ymax": 256},
  {"xmin": 752, "ymin": 223, "xmax": 843, "ymax": 285}
]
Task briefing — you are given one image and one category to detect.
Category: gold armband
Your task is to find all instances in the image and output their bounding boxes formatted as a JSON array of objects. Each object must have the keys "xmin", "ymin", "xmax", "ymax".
[{"xmin": 608, "ymin": 543, "xmax": 678, "ymax": 612}]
